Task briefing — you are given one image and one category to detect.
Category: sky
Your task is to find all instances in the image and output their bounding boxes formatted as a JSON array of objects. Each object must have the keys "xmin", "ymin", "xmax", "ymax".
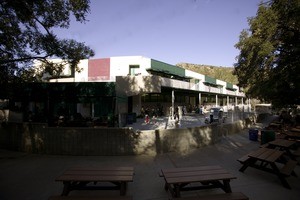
[{"xmin": 56, "ymin": 0, "xmax": 263, "ymax": 67}]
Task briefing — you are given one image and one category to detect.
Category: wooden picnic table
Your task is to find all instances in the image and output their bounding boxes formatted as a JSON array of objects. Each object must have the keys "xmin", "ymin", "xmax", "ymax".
[
  {"xmin": 238, "ymin": 148, "xmax": 297, "ymax": 189},
  {"xmin": 268, "ymin": 122, "xmax": 282, "ymax": 130},
  {"xmin": 268, "ymin": 139, "xmax": 296, "ymax": 147},
  {"xmin": 266, "ymin": 139, "xmax": 299, "ymax": 162},
  {"xmin": 268, "ymin": 139, "xmax": 296, "ymax": 150},
  {"xmin": 55, "ymin": 166, "xmax": 134, "ymax": 196},
  {"xmin": 284, "ymin": 131, "xmax": 300, "ymax": 140},
  {"xmin": 290, "ymin": 128, "xmax": 300, "ymax": 133},
  {"xmin": 160, "ymin": 165, "xmax": 237, "ymax": 198}
]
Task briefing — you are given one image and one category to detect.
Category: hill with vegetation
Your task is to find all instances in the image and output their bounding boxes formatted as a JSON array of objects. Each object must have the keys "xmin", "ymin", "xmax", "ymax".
[{"xmin": 176, "ymin": 63, "xmax": 238, "ymax": 84}]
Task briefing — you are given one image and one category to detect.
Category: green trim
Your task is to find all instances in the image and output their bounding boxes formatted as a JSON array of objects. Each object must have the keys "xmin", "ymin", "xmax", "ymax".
[
  {"xmin": 204, "ymin": 76, "xmax": 216, "ymax": 85},
  {"xmin": 226, "ymin": 82, "xmax": 237, "ymax": 91},
  {"xmin": 150, "ymin": 59, "xmax": 185, "ymax": 77},
  {"xmin": 203, "ymin": 75, "xmax": 223, "ymax": 88}
]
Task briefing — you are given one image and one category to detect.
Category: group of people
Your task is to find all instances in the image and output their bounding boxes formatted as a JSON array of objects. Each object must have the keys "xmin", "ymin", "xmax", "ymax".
[
  {"xmin": 140, "ymin": 105, "xmax": 164, "ymax": 118},
  {"xmin": 140, "ymin": 105, "xmax": 164, "ymax": 124}
]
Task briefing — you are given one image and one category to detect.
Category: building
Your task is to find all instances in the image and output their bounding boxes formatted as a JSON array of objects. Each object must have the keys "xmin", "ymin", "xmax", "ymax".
[{"xmin": 10, "ymin": 56, "xmax": 249, "ymax": 126}]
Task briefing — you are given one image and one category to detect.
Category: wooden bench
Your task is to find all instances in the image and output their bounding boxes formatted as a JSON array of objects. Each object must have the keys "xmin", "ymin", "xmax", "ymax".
[
  {"xmin": 260, "ymin": 143, "xmax": 270, "ymax": 148},
  {"xmin": 48, "ymin": 196, "xmax": 132, "ymax": 200},
  {"xmin": 292, "ymin": 148, "xmax": 300, "ymax": 157},
  {"xmin": 171, "ymin": 192, "xmax": 249, "ymax": 200},
  {"xmin": 237, "ymin": 154, "xmax": 251, "ymax": 164},
  {"xmin": 280, "ymin": 159, "xmax": 298, "ymax": 176}
]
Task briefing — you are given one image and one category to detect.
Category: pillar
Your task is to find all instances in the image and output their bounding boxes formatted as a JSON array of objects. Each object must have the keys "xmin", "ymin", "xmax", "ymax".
[
  {"xmin": 227, "ymin": 96, "xmax": 229, "ymax": 110},
  {"xmin": 242, "ymin": 98, "xmax": 244, "ymax": 111},
  {"xmin": 199, "ymin": 93, "xmax": 202, "ymax": 106},
  {"xmin": 172, "ymin": 90, "xmax": 175, "ymax": 119}
]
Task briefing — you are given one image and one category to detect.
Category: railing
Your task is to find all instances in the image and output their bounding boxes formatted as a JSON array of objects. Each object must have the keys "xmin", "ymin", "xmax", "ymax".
[
  {"xmin": 160, "ymin": 78, "xmax": 191, "ymax": 89},
  {"xmin": 209, "ymin": 86, "xmax": 221, "ymax": 93},
  {"xmin": 226, "ymin": 90, "xmax": 236, "ymax": 95},
  {"xmin": 146, "ymin": 77, "xmax": 245, "ymax": 97}
]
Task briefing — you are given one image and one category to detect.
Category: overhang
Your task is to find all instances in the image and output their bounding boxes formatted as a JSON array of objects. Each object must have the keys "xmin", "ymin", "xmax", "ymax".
[
  {"xmin": 226, "ymin": 82, "xmax": 237, "ymax": 91},
  {"xmin": 147, "ymin": 59, "xmax": 188, "ymax": 80},
  {"xmin": 204, "ymin": 75, "xmax": 222, "ymax": 88}
]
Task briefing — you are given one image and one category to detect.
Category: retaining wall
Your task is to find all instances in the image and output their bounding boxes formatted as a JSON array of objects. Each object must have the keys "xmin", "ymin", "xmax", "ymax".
[{"xmin": 0, "ymin": 117, "xmax": 254, "ymax": 156}]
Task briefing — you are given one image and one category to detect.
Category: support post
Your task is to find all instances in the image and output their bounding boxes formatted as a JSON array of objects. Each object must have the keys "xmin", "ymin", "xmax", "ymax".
[{"xmin": 172, "ymin": 90, "xmax": 175, "ymax": 119}]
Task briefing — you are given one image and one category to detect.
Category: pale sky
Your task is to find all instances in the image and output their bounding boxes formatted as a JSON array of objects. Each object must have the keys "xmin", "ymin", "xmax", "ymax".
[{"xmin": 56, "ymin": 0, "xmax": 262, "ymax": 67}]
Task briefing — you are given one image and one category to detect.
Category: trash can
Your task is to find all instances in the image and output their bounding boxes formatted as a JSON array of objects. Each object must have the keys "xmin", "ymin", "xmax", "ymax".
[
  {"xmin": 261, "ymin": 130, "xmax": 275, "ymax": 145},
  {"xmin": 127, "ymin": 113, "xmax": 133, "ymax": 124},
  {"xmin": 249, "ymin": 129, "xmax": 259, "ymax": 141},
  {"xmin": 126, "ymin": 113, "xmax": 137, "ymax": 124}
]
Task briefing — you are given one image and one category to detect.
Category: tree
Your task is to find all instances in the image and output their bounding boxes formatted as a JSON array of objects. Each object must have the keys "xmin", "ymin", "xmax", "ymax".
[
  {"xmin": 234, "ymin": 0, "xmax": 300, "ymax": 108},
  {"xmin": 0, "ymin": 0, "xmax": 95, "ymax": 96}
]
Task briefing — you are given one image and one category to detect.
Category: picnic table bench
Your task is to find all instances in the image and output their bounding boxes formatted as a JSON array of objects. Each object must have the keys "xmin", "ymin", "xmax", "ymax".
[
  {"xmin": 160, "ymin": 165, "xmax": 237, "ymax": 198},
  {"xmin": 237, "ymin": 148, "xmax": 297, "ymax": 189},
  {"xmin": 171, "ymin": 192, "xmax": 249, "ymax": 200},
  {"xmin": 48, "ymin": 196, "xmax": 132, "ymax": 200},
  {"xmin": 55, "ymin": 166, "xmax": 134, "ymax": 196},
  {"xmin": 292, "ymin": 148, "xmax": 300, "ymax": 157}
]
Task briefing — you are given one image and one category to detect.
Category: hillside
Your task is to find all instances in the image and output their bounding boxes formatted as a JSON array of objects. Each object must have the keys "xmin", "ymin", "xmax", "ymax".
[{"xmin": 176, "ymin": 63, "xmax": 238, "ymax": 84}]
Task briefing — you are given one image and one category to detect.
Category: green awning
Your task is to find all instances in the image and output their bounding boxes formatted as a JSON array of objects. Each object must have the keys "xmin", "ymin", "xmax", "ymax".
[
  {"xmin": 226, "ymin": 82, "xmax": 237, "ymax": 91},
  {"xmin": 203, "ymin": 75, "xmax": 223, "ymax": 88},
  {"xmin": 204, "ymin": 76, "xmax": 217, "ymax": 85},
  {"xmin": 149, "ymin": 59, "xmax": 186, "ymax": 78}
]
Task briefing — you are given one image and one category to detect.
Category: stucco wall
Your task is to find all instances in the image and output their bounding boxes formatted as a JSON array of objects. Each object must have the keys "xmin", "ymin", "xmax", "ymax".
[
  {"xmin": 110, "ymin": 56, "xmax": 151, "ymax": 77},
  {"xmin": 116, "ymin": 76, "xmax": 161, "ymax": 97},
  {"xmin": 0, "ymin": 117, "xmax": 253, "ymax": 156}
]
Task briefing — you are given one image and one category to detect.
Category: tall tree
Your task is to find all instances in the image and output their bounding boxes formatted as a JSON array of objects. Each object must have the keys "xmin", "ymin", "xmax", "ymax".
[
  {"xmin": 0, "ymin": 0, "xmax": 94, "ymax": 96},
  {"xmin": 234, "ymin": 0, "xmax": 300, "ymax": 108}
]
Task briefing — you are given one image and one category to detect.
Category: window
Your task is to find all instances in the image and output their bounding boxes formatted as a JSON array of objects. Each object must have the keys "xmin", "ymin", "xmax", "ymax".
[{"xmin": 129, "ymin": 65, "xmax": 140, "ymax": 76}]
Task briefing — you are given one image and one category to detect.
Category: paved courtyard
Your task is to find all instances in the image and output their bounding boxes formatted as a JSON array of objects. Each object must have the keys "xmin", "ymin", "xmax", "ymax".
[{"xmin": 125, "ymin": 111, "xmax": 254, "ymax": 131}]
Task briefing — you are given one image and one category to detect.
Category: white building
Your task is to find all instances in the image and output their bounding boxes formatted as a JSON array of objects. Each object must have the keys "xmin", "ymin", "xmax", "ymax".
[{"xmin": 45, "ymin": 56, "xmax": 249, "ymax": 119}]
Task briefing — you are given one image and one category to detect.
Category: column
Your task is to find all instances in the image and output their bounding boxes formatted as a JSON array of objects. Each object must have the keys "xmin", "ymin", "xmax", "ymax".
[
  {"xmin": 227, "ymin": 96, "xmax": 229, "ymax": 110},
  {"xmin": 199, "ymin": 93, "xmax": 202, "ymax": 106},
  {"xmin": 216, "ymin": 94, "xmax": 218, "ymax": 107},
  {"xmin": 235, "ymin": 97, "xmax": 238, "ymax": 107},
  {"xmin": 248, "ymin": 98, "xmax": 251, "ymax": 112},
  {"xmin": 172, "ymin": 90, "xmax": 175, "ymax": 119},
  {"xmin": 92, "ymin": 103, "xmax": 95, "ymax": 118}
]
